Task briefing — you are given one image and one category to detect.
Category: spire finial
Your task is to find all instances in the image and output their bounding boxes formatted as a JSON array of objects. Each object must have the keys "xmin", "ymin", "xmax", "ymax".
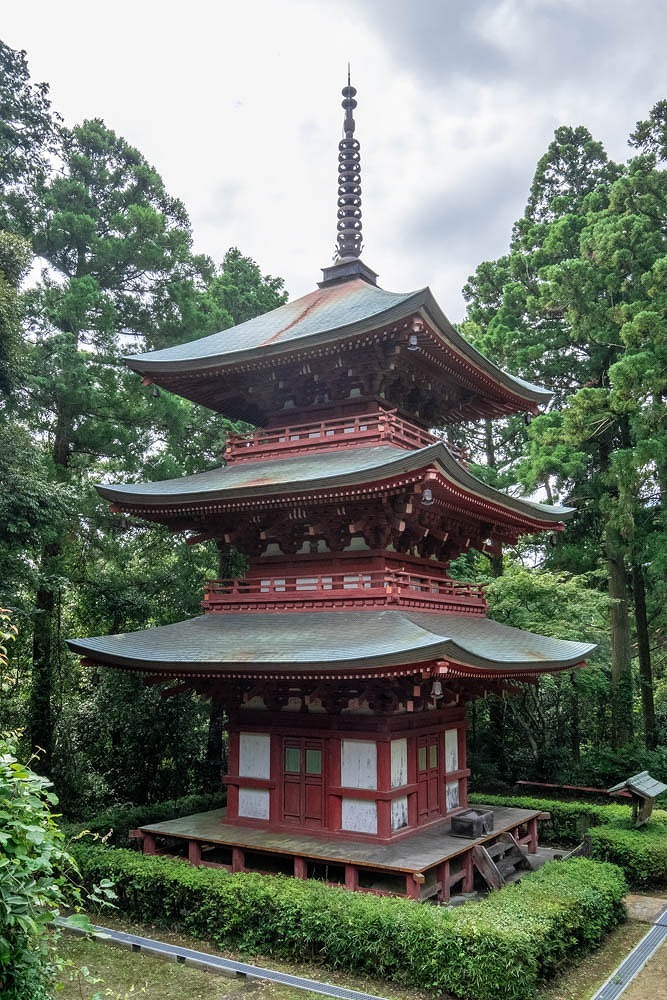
[{"xmin": 335, "ymin": 69, "xmax": 363, "ymax": 260}]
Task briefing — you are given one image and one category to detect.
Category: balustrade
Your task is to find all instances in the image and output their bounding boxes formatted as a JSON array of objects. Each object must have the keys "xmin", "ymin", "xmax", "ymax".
[
  {"xmin": 223, "ymin": 409, "xmax": 445, "ymax": 462},
  {"xmin": 203, "ymin": 569, "xmax": 486, "ymax": 614}
]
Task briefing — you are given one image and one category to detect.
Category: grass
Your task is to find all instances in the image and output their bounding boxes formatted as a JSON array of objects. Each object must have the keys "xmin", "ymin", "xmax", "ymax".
[
  {"xmin": 55, "ymin": 934, "xmax": 321, "ymax": 1000},
  {"xmin": 533, "ymin": 921, "xmax": 648, "ymax": 1000}
]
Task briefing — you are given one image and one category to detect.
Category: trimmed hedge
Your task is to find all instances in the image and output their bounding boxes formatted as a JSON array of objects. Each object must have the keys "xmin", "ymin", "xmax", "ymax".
[
  {"xmin": 71, "ymin": 844, "xmax": 626, "ymax": 1000},
  {"xmin": 63, "ymin": 792, "xmax": 226, "ymax": 848},
  {"xmin": 469, "ymin": 791, "xmax": 667, "ymax": 888},
  {"xmin": 588, "ymin": 823, "xmax": 667, "ymax": 887},
  {"xmin": 468, "ymin": 792, "xmax": 633, "ymax": 845}
]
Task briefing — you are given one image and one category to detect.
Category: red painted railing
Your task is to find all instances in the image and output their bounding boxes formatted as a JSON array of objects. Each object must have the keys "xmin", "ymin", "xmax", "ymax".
[
  {"xmin": 223, "ymin": 410, "xmax": 447, "ymax": 463},
  {"xmin": 203, "ymin": 570, "xmax": 486, "ymax": 614}
]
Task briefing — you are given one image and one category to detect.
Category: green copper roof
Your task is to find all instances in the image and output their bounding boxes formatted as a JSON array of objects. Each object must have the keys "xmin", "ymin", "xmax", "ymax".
[
  {"xmin": 67, "ymin": 609, "xmax": 594, "ymax": 676},
  {"xmin": 125, "ymin": 278, "xmax": 550, "ymax": 405},
  {"xmin": 98, "ymin": 441, "xmax": 573, "ymax": 525},
  {"xmin": 131, "ymin": 280, "xmax": 418, "ymax": 364}
]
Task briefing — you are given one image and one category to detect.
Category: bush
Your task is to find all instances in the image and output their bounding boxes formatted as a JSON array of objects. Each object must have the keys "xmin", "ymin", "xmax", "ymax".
[
  {"xmin": 0, "ymin": 734, "xmax": 90, "ymax": 999},
  {"xmin": 63, "ymin": 791, "xmax": 226, "ymax": 848},
  {"xmin": 588, "ymin": 820, "xmax": 667, "ymax": 887},
  {"xmin": 469, "ymin": 792, "xmax": 634, "ymax": 844},
  {"xmin": 469, "ymin": 791, "xmax": 667, "ymax": 888},
  {"xmin": 71, "ymin": 844, "xmax": 626, "ymax": 1000}
]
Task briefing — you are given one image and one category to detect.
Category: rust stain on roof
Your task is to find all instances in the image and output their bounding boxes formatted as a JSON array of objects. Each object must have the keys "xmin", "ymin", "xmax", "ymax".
[
  {"xmin": 258, "ymin": 281, "xmax": 362, "ymax": 347},
  {"xmin": 258, "ymin": 287, "xmax": 330, "ymax": 347}
]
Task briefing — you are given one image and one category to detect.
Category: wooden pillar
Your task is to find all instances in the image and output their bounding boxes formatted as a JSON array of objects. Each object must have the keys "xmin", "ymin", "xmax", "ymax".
[
  {"xmin": 345, "ymin": 864, "xmax": 359, "ymax": 891},
  {"xmin": 436, "ymin": 860, "xmax": 450, "ymax": 902},
  {"xmin": 377, "ymin": 740, "xmax": 392, "ymax": 838},
  {"xmin": 406, "ymin": 872, "xmax": 423, "ymax": 900},
  {"xmin": 226, "ymin": 730, "xmax": 240, "ymax": 822},
  {"xmin": 377, "ymin": 798, "xmax": 392, "ymax": 839},
  {"xmin": 143, "ymin": 833, "xmax": 156, "ymax": 855},
  {"xmin": 232, "ymin": 846, "xmax": 245, "ymax": 872},
  {"xmin": 188, "ymin": 840, "xmax": 202, "ymax": 866},
  {"xmin": 462, "ymin": 850, "xmax": 474, "ymax": 892},
  {"xmin": 526, "ymin": 816, "xmax": 538, "ymax": 854},
  {"xmin": 269, "ymin": 733, "xmax": 281, "ymax": 824},
  {"xmin": 294, "ymin": 856, "xmax": 308, "ymax": 880},
  {"xmin": 327, "ymin": 737, "xmax": 342, "ymax": 830}
]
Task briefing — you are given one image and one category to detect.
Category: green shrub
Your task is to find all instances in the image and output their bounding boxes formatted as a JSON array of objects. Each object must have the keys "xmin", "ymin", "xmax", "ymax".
[
  {"xmin": 588, "ymin": 819, "xmax": 667, "ymax": 887},
  {"xmin": 63, "ymin": 791, "xmax": 226, "ymax": 848},
  {"xmin": 469, "ymin": 791, "xmax": 667, "ymax": 888},
  {"xmin": 468, "ymin": 791, "xmax": 667, "ymax": 844},
  {"xmin": 71, "ymin": 844, "xmax": 626, "ymax": 1000},
  {"xmin": 0, "ymin": 734, "xmax": 92, "ymax": 999}
]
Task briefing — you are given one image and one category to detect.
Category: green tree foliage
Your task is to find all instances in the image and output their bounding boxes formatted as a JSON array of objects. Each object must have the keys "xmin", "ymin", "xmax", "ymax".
[
  {"xmin": 0, "ymin": 42, "xmax": 59, "ymax": 236},
  {"xmin": 468, "ymin": 563, "xmax": 610, "ymax": 783},
  {"xmin": 464, "ymin": 108, "xmax": 666, "ymax": 756},
  {"xmin": 0, "ymin": 231, "xmax": 31, "ymax": 393},
  {"xmin": 19, "ymin": 118, "xmax": 204, "ymax": 777},
  {"xmin": 0, "ymin": 41, "xmax": 286, "ymax": 809}
]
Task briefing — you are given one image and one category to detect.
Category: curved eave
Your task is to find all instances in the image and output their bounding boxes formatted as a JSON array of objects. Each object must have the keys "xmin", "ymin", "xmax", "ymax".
[
  {"xmin": 96, "ymin": 441, "xmax": 573, "ymax": 528},
  {"xmin": 67, "ymin": 610, "xmax": 594, "ymax": 678},
  {"xmin": 125, "ymin": 281, "xmax": 550, "ymax": 410},
  {"xmin": 417, "ymin": 288, "xmax": 550, "ymax": 406}
]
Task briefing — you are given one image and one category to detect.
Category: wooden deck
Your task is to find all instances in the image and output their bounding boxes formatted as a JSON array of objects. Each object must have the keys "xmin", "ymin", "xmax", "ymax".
[{"xmin": 138, "ymin": 804, "xmax": 542, "ymax": 901}]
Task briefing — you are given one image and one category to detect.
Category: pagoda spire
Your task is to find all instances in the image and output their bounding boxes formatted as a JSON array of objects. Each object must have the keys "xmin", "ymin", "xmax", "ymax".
[{"xmin": 336, "ymin": 67, "xmax": 363, "ymax": 260}]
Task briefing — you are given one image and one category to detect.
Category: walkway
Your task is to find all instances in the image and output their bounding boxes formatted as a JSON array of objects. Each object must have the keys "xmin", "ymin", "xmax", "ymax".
[{"xmin": 592, "ymin": 896, "xmax": 667, "ymax": 1000}]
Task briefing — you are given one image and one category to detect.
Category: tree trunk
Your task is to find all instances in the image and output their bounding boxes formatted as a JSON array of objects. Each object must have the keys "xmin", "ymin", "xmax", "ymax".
[
  {"xmin": 29, "ymin": 540, "xmax": 60, "ymax": 776},
  {"xmin": 631, "ymin": 561, "xmax": 657, "ymax": 750},
  {"xmin": 29, "ymin": 397, "xmax": 71, "ymax": 778},
  {"xmin": 606, "ymin": 531, "xmax": 633, "ymax": 748},
  {"xmin": 569, "ymin": 671, "xmax": 580, "ymax": 762},
  {"xmin": 205, "ymin": 700, "xmax": 226, "ymax": 781}
]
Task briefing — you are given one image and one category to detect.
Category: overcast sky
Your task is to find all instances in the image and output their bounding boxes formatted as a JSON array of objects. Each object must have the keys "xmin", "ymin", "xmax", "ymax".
[{"xmin": 3, "ymin": 1, "xmax": 665, "ymax": 321}]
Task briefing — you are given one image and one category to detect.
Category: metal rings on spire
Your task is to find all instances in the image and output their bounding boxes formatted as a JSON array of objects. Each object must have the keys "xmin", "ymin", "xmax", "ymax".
[{"xmin": 336, "ymin": 78, "xmax": 363, "ymax": 259}]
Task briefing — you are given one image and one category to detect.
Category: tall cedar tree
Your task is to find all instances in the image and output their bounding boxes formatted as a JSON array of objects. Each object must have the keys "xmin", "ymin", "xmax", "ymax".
[
  {"xmin": 23, "ymin": 119, "xmax": 204, "ymax": 775},
  {"xmin": 464, "ymin": 115, "xmax": 666, "ymax": 750}
]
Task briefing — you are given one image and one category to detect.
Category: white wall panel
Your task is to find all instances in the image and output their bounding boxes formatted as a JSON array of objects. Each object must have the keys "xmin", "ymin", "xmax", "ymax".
[
  {"xmin": 239, "ymin": 732, "xmax": 271, "ymax": 779},
  {"xmin": 446, "ymin": 780, "xmax": 460, "ymax": 811},
  {"xmin": 238, "ymin": 788, "xmax": 270, "ymax": 819},
  {"xmin": 391, "ymin": 738, "xmax": 408, "ymax": 788},
  {"xmin": 341, "ymin": 798, "xmax": 378, "ymax": 834},
  {"xmin": 445, "ymin": 729, "xmax": 459, "ymax": 772},
  {"xmin": 341, "ymin": 739, "xmax": 377, "ymax": 789},
  {"xmin": 391, "ymin": 795, "xmax": 408, "ymax": 831}
]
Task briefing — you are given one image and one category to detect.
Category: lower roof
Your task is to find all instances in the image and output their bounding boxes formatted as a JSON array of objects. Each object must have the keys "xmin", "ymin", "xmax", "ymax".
[{"xmin": 67, "ymin": 610, "xmax": 594, "ymax": 679}]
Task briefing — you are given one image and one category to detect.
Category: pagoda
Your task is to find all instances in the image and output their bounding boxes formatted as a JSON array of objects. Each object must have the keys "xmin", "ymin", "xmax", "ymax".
[{"xmin": 69, "ymin": 79, "xmax": 593, "ymax": 900}]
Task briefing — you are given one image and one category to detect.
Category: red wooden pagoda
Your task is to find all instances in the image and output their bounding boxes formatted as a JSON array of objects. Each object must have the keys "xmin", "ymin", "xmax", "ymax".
[{"xmin": 69, "ymin": 80, "xmax": 593, "ymax": 900}]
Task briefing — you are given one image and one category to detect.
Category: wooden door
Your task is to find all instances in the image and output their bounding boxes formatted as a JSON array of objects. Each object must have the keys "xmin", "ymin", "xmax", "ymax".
[
  {"xmin": 417, "ymin": 734, "xmax": 440, "ymax": 822},
  {"xmin": 282, "ymin": 739, "xmax": 324, "ymax": 828}
]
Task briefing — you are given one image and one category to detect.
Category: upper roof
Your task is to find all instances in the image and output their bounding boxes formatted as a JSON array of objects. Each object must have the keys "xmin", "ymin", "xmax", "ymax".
[
  {"xmin": 97, "ymin": 440, "xmax": 572, "ymax": 529},
  {"xmin": 67, "ymin": 608, "xmax": 594, "ymax": 678},
  {"xmin": 125, "ymin": 278, "xmax": 550, "ymax": 421}
]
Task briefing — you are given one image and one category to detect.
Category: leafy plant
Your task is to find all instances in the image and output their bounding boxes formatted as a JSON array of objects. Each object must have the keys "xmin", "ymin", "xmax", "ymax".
[{"xmin": 0, "ymin": 731, "xmax": 96, "ymax": 998}]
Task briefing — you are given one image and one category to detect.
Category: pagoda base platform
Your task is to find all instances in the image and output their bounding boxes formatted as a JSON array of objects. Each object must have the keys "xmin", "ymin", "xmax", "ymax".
[{"xmin": 136, "ymin": 804, "xmax": 542, "ymax": 901}]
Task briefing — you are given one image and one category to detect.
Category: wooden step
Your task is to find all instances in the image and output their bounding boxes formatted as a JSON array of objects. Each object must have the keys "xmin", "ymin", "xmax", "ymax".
[
  {"xmin": 472, "ymin": 833, "xmax": 531, "ymax": 892},
  {"xmin": 471, "ymin": 844, "xmax": 503, "ymax": 891}
]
